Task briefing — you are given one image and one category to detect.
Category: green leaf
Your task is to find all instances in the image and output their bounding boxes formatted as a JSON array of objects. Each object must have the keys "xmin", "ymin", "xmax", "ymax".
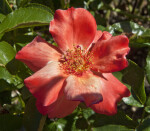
[
  {"xmin": 108, "ymin": 21, "xmax": 150, "ymax": 48},
  {"xmin": 129, "ymin": 35, "xmax": 150, "ymax": 48},
  {"xmin": 90, "ymin": 110, "xmax": 138, "ymax": 129},
  {"xmin": 113, "ymin": 60, "xmax": 146, "ymax": 106},
  {"xmin": 0, "ymin": 7, "xmax": 53, "ymax": 34},
  {"xmin": 0, "ymin": 114, "xmax": 22, "ymax": 131},
  {"xmin": 145, "ymin": 95, "xmax": 150, "ymax": 113},
  {"xmin": 26, "ymin": 3, "xmax": 54, "ymax": 15},
  {"xmin": 44, "ymin": 110, "xmax": 79, "ymax": 131},
  {"xmin": 0, "ymin": 42, "xmax": 23, "ymax": 90},
  {"xmin": 23, "ymin": 97, "xmax": 42, "ymax": 131},
  {"xmin": 113, "ymin": 71, "xmax": 144, "ymax": 107},
  {"xmin": 108, "ymin": 22, "xmax": 124, "ymax": 35},
  {"xmin": 82, "ymin": 108, "xmax": 95, "ymax": 120},
  {"xmin": 0, "ymin": 41, "xmax": 16, "ymax": 65},
  {"xmin": 0, "ymin": 66, "xmax": 13, "ymax": 82},
  {"xmin": 136, "ymin": 117, "xmax": 150, "ymax": 131},
  {"xmin": 6, "ymin": 58, "xmax": 31, "ymax": 79},
  {"xmin": 145, "ymin": 51, "xmax": 150, "ymax": 84},
  {"xmin": 0, "ymin": 0, "xmax": 12, "ymax": 15},
  {"xmin": 146, "ymin": 95, "xmax": 150, "ymax": 107},
  {"xmin": 97, "ymin": 25, "xmax": 108, "ymax": 31},
  {"xmin": 93, "ymin": 125, "xmax": 134, "ymax": 131},
  {"xmin": 10, "ymin": 94, "xmax": 25, "ymax": 114},
  {"xmin": 121, "ymin": 60, "xmax": 146, "ymax": 105},
  {"xmin": 3, "ymin": 91, "xmax": 25, "ymax": 114},
  {"xmin": 44, "ymin": 120, "xmax": 66, "ymax": 131},
  {"xmin": 1, "ymin": 28, "xmax": 36, "ymax": 46},
  {"xmin": 16, "ymin": 0, "xmax": 31, "ymax": 7},
  {"xmin": 0, "ymin": 66, "xmax": 23, "ymax": 91},
  {"xmin": 123, "ymin": 89, "xmax": 144, "ymax": 107},
  {"xmin": 145, "ymin": 106, "xmax": 150, "ymax": 113},
  {"xmin": 0, "ymin": 13, "xmax": 5, "ymax": 22},
  {"xmin": 0, "ymin": 79, "xmax": 15, "ymax": 92},
  {"xmin": 108, "ymin": 21, "xmax": 148, "ymax": 36}
]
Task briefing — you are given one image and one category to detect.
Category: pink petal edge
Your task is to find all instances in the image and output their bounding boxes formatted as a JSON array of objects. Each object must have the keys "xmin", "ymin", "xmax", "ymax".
[{"xmin": 64, "ymin": 72, "xmax": 103, "ymax": 107}]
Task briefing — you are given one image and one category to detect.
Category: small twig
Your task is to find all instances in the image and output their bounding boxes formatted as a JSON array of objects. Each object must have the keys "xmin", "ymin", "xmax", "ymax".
[{"xmin": 38, "ymin": 115, "xmax": 47, "ymax": 131}]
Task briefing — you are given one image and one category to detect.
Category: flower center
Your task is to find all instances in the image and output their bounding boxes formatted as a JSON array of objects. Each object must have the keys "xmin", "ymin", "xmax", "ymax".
[{"xmin": 60, "ymin": 45, "xmax": 92, "ymax": 76}]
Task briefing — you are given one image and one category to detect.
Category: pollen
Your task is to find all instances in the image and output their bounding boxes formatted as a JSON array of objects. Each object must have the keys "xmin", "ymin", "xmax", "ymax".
[{"xmin": 59, "ymin": 45, "xmax": 93, "ymax": 76}]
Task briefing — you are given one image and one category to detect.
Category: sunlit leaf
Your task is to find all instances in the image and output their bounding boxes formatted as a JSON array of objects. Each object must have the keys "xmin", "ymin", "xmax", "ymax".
[
  {"xmin": 82, "ymin": 108, "xmax": 95, "ymax": 120},
  {"xmin": 44, "ymin": 120, "xmax": 66, "ymax": 131},
  {"xmin": 0, "ymin": 41, "xmax": 15, "ymax": 65},
  {"xmin": 0, "ymin": 66, "xmax": 23, "ymax": 91},
  {"xmin": 97, "ymin": 25, "xmax": 107, "ymax": 31},
  {"xmin": 0, "ymin": 7, "xmax": 53, "ymax": 34},
  {"xmin": 108, "ymin": 21, "xmax": 150, "ymax": 48},
  {"xmin": 44, "ymin": 110, "xmax": 79, "ymax": 131},
  {"xmin": 145, "ymin": 106, "xmax": 150, "ymax": 113},
  {"xmin": 108, "ymin": 21, "xmax": 149, "ymax": 36},
  {"xmin": 26, "ymin": 3, "xmax": 54, "ymax": 14}
]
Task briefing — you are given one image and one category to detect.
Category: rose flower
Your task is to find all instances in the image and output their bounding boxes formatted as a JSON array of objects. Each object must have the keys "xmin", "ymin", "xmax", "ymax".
[{"xmin": 16, "ymin": 7, "xmax": 130, "ymax": 118}]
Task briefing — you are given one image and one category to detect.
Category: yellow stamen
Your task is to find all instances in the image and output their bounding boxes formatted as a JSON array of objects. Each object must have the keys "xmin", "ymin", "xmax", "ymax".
[{"xmin": 59, "ymin": 45, "xmax": 93, "ymax": 76}]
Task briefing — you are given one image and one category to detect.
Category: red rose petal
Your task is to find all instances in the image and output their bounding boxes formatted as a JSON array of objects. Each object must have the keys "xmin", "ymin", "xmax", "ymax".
[
  {"xmin": 24, "ymin": 62, "xmax": 66, "ymax": 106},
  {"xmin": 91, "ymin": 32, "xmax": 130, "ymax": 73},
  {"xmin": 36, "ymin": 94, "xmax": 79, "ymax": 118},
  {"xmin": 64, "ymin": 72, "xmax": 103, "ymax": 107},
  {"xmin": 50, "ymin": 7, "xmax": 97, "ymax": 52},
  {"xmin": 15, "ymin": 36, "xmax": 62, "ymax": 72}
]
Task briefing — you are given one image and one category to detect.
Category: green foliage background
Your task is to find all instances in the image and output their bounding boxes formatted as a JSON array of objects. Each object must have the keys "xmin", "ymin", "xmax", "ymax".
[{"xmin": 0, "ymin": 0, "xmax": 150, "ymax": 131}]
